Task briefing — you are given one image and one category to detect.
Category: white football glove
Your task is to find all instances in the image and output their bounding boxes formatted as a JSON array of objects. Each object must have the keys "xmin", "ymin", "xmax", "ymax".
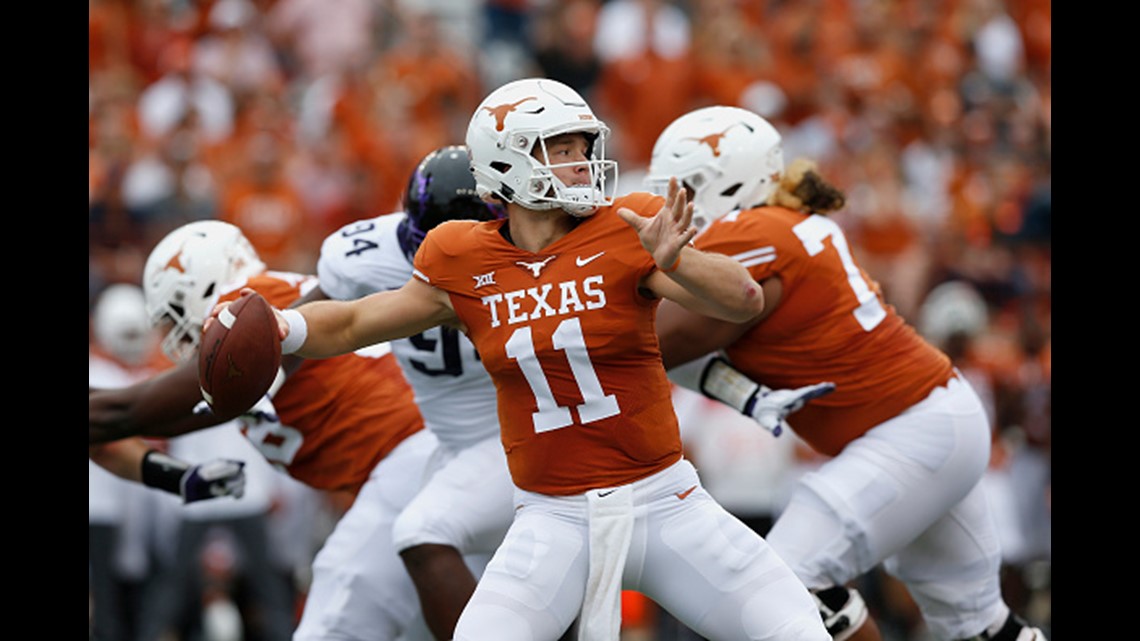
[
  {"xmin": 673, "ymin": 354, "xmax": 835, "ymax": 436},
  {"xmin": 745, "ymin": 382, "xmax": 836, "ymax": 436},
  {"xmin": 181, "ymin": 459, "xmax": 247, "ymax": 503}
]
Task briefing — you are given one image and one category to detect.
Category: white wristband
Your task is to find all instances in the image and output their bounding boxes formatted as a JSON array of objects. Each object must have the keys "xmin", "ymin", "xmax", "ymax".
[
  {"xmin": 700, "ymin": 357, "xmax": 759, "ymax": 413},
  {"xmin": 279, "ymin": 309, "xmax": 309, "ymax": 355}
]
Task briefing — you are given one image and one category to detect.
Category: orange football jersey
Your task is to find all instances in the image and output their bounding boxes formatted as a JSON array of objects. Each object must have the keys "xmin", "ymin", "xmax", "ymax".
[
  {"xmin": 413, "ymin": 194, "xmax": 683, "ymax": 495},
  {"xmin": 219, "ymin": 272, "xmax": 425, "ymax": 495},
  {"xmin": 696, "ymin": 207, "xmax": 955, "ymax": 456}
]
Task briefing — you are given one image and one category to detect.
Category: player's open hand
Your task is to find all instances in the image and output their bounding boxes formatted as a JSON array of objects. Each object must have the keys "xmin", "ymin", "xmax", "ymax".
[{"xmin": 617, "ymin": 177, "xmax": 697, "ymax": 272}]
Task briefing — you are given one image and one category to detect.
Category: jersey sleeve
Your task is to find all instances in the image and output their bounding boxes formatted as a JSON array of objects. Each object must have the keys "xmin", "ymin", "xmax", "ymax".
[
  {"xmin": 619, "ymin": 191, "xmax": 666, "ymax": 220},
  {"xmin": 411, "ymin": 232, "xmax": 439, "ymax": 287},
  {"xmin": 317, "ymin": 238, "xmax": 372, "ymax": 301},
  {"xmin": 606, "ymin": 192, "xmax": 666, "ymax": 276},
  {"xmin": 412, "ymin": 219, "xmax": 475, "ymax": 293},
  {"xmin": 696, "ymin": 209, "xmax": 784, "ymax": 281}
]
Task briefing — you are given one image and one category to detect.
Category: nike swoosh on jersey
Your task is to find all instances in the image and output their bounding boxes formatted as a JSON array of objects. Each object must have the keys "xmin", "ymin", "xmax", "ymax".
[
  {"xmin": 576, "ymin": 251, "xmax": 605, "ymax": 267},
  {"xmin": 675, "ymin": 485, "xmax": 697, "ymax": 500}
]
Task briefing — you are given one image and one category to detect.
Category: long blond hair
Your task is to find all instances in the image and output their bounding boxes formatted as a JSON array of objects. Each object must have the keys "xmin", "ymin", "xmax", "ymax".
[{"xmin": 767, "ymin": 158, "xmax": 846, "ymax": 214}]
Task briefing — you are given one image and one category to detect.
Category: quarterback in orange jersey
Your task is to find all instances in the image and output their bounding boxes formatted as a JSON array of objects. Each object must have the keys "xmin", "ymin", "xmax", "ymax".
[
  {"xmin": 223, "ymin": 78, "xmax": 830, "ymax": 641},
  {"xmin": 650, "ymin": 106, "xmax": 1047, "ymax": 641},
  {"xmin": 89, "ymin": 220, "xmax": 445, "ymax": 641},
  {"xmin": 416, "ymin": 189, "xmax": 693, "ymax": 495}
]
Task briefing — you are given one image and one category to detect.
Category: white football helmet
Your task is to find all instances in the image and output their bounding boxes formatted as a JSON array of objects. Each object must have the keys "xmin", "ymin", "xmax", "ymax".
[
  {"xmin": 645, "ymin": 105, "xmax": 784, "ymax": 233},
  {"xmin": 92, "ymin": 283, "xmax": 155, "ymax": 366},
  {"xmin": 142, "ymin": 220, "xmax": 265, "ymax": 363},
  {"xmin": 918, "ymin": 280, "xmax": 989, "ymax": 347},
  {"xmin": 466, "ymin": 77, "xmax": 618, "ymax": 217}
]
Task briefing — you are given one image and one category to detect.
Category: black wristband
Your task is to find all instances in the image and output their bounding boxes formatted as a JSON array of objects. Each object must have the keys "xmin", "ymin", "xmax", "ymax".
[{"xmin": 141, "ymin": 449, "xmax": 190, "ymax": 496}]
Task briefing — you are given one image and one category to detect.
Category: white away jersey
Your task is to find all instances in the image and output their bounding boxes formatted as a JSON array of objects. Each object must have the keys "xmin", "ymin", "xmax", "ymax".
[{"xmin": 317, "ymin": 212, "xmax": 499, "ymax": 450}]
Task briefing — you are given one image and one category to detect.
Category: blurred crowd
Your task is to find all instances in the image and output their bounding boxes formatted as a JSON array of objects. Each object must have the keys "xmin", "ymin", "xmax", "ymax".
[{"xmin": 89, "ymin": 0, "xmax": 1050, "ymax": 639}]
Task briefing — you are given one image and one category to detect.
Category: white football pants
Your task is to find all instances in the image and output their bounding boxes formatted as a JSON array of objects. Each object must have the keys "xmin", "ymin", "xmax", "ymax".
[
  {"xmin": 293, "ymin": 428, "xmax": 438, "ymax": 641},
  {"xmin": 766, "ymin": 375, "xmax": 1009, "ymax": 640},
  {"xmin": 454, "ymin": 458, "xmax": 830, "ymax": 641},
  {"xmin": 392, "ymin": 434, "xmax": 516, "ymax": 557}
]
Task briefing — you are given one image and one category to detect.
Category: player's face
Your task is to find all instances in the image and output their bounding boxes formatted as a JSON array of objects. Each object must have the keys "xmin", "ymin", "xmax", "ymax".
[{"xmin": 536, "ymin": 133, "xmax": 591, "ymax": 187}]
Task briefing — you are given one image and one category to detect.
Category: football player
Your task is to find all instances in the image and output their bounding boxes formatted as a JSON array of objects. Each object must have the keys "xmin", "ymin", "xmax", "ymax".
[
  {"xmin": 221, "ymin": 77, "xmax": 831, "ymax": 641},
  {"xmin": 649, "ymin": 105, "xmax": 1047, "ymax": 641},
  {"xmin": 314, "ymin": 144, "xmax": 833, "ymax": 640},
  {"xmin": 89, "ymin": 220, "xmax": 440, "ymax": 641},
  {"xmin": 309, "ymin": 145, "xmax": 509, "ymax": 640}
]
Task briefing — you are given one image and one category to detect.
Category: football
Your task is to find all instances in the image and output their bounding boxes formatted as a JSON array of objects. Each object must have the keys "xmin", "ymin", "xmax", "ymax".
[{"xmin": 198, "ymin": 290, "xmax": 282, "ymax": 418}]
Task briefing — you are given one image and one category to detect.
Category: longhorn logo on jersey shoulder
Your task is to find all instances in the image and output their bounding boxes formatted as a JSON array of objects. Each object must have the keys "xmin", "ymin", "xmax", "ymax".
[
  {"xmin": 516, "ymin": 256, "xmax": 556, "ymax": 278},
  {"xmin": 483, "ymin": 97, "xmax": 537, "ymax": 132}
]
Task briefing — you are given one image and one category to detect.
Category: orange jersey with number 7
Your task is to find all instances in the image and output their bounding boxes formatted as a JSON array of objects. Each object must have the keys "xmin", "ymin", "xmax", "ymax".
[
  {"xmin": 413, "ymin": 193, "xmax": 683, "ymax": 496},
  {"xmin": 695, "ymin": 207, "xmax": 955, "ymax": 456}
]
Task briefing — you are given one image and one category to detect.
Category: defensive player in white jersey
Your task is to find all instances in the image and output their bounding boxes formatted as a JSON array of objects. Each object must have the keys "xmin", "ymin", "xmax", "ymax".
[
  {"xmin": 214, "ymin": 78, "xmax": 831, "ymax": 641},
  {"xmin": 648, "ymin": 105, "xmax": 1047, "ymax": 641},
  {"xmin": 313, "ymin": 145, "xmax": 510, "ymax": 640}
]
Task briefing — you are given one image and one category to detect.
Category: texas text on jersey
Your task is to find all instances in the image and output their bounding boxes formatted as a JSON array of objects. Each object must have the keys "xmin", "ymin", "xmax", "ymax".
[{"xmin": 413, "ymin": 192, "xmax": 684, "ymax": 495}]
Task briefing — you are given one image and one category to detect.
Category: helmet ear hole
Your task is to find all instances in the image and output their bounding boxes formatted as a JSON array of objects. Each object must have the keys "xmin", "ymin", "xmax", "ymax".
[
  {"xmin": 491, "ymin": 161, "xmax": 512, "ymax": 175},
  {"xmin": 529, "ymin": 177, "xmax": 551, "ymax": 196}
]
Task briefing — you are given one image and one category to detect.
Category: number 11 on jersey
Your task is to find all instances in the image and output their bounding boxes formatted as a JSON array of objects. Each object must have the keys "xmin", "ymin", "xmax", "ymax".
[{"xmin": 505, "ymin": 317, "xmax": 621, "ymax": 433}]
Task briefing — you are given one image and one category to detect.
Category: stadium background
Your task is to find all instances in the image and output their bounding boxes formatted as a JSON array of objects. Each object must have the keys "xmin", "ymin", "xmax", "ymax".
[{"xmin": 88, "ymin": 0, "xmax": 1050, "ymax": 639}]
